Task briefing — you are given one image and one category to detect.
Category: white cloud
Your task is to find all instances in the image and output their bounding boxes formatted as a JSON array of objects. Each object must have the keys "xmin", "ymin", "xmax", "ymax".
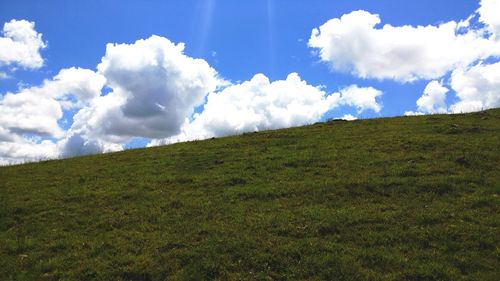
[
  {"xmin": 0, "ymin": 67, "xmax": 105, "ymax": 138},
  {"xmin": 0, "ymin": 91, "xmax": 63, "ymax": 137},
  {"xmin": 0, "ymin": 19, "xmax": 46, "ymax": 69},
  {"xmin": 406, "ymin": 60, "xmax": 500, "ymax": 115},
  {"xmin": 404, "ymin": 111, "xmax": 425, "ymax": 116},
  {"xmin": 0, "ymin": 68, "xmax": 106, "ymax": 164},
  {"xmin": 64, "ymin": 92, "xmax": 127, "ymax": 144},
  {"xmin": 57, "ymin": 133, "xmax": 122, "ymax": 158},
  {"xmin": 308, "ymin": 10, "xmax": 500, "ymax": 82},
  {"xmin": 449, "ymin": 61, "xmax": 500, "ymax": 113},
  {"xmin": 340, "ymin": 114, "xmax": 357, "ymax": 121},
  {"xmin": 150, "ymin": 73, "xmax": 381, "ymax": 145},
  {"xmin": 416, "ymin": 80, "xmax": 449, "ymax": 114},
  {"xmin": 332, "ymin": 85, "xmax": 383, "ymax": 113},
  {"xmin": 1, "ymin": 35, "xmax": 219, "ymax": 163},
  {"xmin": 152, "ymin": 73, "xmax": 338, "ymax": 144},
  {"xmin": 51, "ymin": 67, "xmax": 107, "ymax": 108},
  {"xmin": 0, "ymin": 33, "xmax": 385, "ymax": 164},
  {"xmin": 478, "ymin": 0, "xmax": 500, "ymax": 39},
  {"xmin": 0, "ymin": 137, "xmax": 58, "ymax": 166},
  {"xmin": 71, "ymin": 35, "xmax": 219, "ymax": 142}
]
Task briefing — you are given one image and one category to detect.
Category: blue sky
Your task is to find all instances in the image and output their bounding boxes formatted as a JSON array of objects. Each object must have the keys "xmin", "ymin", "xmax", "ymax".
[
  {"xmin": 1, "ymin": 0, "xmax": 499, "ymax": 164},
  {"xmin": 0, "ymin": 0, "xmax": 479, "ymax": 115}
]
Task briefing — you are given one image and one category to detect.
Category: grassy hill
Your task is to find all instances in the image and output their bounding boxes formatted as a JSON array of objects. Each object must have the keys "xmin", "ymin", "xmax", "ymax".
[{"xmin": 1, "ymin": 109, "xmax": 499, "ymax": 280}]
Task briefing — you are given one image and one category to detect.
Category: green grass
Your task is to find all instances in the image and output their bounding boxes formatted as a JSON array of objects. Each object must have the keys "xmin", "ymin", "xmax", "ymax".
[{"xmin": 1, "ymin": 109, "xmax": 499, "ymax": 280}]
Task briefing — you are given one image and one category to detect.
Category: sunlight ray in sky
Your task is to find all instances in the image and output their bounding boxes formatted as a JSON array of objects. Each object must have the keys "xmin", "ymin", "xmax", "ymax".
[
  {"xmin": 267, "ymin": 0, "xmax": 276, "ymax": 77},
  {"xmin": 195, "ymin": 0, "xmax": 216, "ymax": 56}
]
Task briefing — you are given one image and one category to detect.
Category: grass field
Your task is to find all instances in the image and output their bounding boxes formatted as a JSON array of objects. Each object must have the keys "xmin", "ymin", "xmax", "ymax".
[{"xmin": 1, "ymin": 109, "xmax": 499, "ymax": 280}]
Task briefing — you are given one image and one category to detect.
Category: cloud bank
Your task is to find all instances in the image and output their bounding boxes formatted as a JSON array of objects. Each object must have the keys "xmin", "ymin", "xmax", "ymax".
[
  {"xmin": 2, "ymin": 0, "xmax": 500, "ymax": 164},
  {"xmin": 1, "ymin": 32, "xmax": 381, "ymax": 164},
  {"xmin": 309, "ymin": 0, "xmax": 500, "ymax": 115},
  {"xmin": 308, "ymin": 10, "xmax": 500, "ymax": 82},
  {"xmin": 151, "ymin": 73, "xmax": 380, "ymax": 145}
]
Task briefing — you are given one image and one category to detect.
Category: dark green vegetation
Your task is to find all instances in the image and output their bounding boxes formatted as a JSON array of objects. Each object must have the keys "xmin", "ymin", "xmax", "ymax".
[{"xmin": 1, "ymin": 109, "xmax": 499, "ymax": 281}]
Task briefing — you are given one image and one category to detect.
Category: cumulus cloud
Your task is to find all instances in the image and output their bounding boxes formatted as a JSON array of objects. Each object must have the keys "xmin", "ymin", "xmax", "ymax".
[
  {"xmin": 0, "ymin": 91, "xmax": 63, "ymax": 137},
  {"xmin": 332, "ymin": 85, "xmax": 383, "ymax": 113},
  {"xmin": 340, "ymin": 114, "xmax": 357, "ymax": 121},
  {"xmin": 417, "ymin": 80, "xmax": 449, "ymax": 114},
  {"xmin": 151, "ymin": 73, "xmax": 338, "ymax": 144},
  {"xmin": 405, "ymin": 80, "xmax": 449, "ymax": 115},
  {"xmin": 0, "ymin": 19, "xmax": 46, "ymax": 69},
  {"xmin": 71, "ymin": 35, "xmax": 219, "ymax": 142},
  {"xmin": 0, "ymin": 67, "xmax": 105, "ymax": 138},
  {"xmin": 150, "ymin": 73, "xmax": 381, "ymax": 145},
  {"xmin": 51, "ymin": 68, "xmax": 107, "ymax": 108},
  {"xmin": 308, "ymin": 10, "xmax": 500, "ymax": 82},
  {"xmin": 0, "ymin": 137, "xmax": 58, "ymax": 166},
  {"xmin": 64, "ymin": 92, "xmax": 127, "ymax": 144},
  {"xmin": 57, "ymin": 133, "xmax": 122, "ymax": 158},
  {"xmin": 449, "ymin": 61, "xmax": 500, "ymax": 113},
  {"xmin": 0, "ymin": 68, "xmax": 105, "ymax": 164},
  {"xmin": 1, "ymin": 32, "xmax": 384, "ymax": 164},
  {"xmin": 1, "ymin": 35, "xmax": 220, "ymax": 164},
  {"xmin": 478, "ymin": 0, "xmax": 500, "ymax": 39},
  {"xmin": 310, "ymin": 3, "xmax": 500, "ymax": 115},
  {"xmin": 406, "ymin": 61, "xmax": 500, "ymax": 115},
  {"xmin": 404, "ymin": 111, "xmax": 425, "ymax": 116}
]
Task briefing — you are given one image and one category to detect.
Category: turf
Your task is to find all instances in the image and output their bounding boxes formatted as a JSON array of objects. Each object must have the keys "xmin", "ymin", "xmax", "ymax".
[{"xmin": 1, "ymin": 109, "xmax": 499, "ymax": 280}]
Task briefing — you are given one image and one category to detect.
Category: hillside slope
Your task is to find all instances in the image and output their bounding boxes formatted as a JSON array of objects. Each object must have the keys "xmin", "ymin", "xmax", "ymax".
[{"xmin": 1, "ymin": 109, "xmax": 499, "ymax": 280}]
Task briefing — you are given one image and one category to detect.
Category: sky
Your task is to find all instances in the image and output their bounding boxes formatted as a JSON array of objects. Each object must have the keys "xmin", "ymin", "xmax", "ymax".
[{"xmin": 0, "ymin": 0, "xmax": 499, "ymax": 164}]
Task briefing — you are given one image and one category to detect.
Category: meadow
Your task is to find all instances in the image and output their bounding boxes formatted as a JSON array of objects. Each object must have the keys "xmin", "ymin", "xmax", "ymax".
[{"xmin": 1, "ymin": 109, "xmax": 499, "ymax": 280}]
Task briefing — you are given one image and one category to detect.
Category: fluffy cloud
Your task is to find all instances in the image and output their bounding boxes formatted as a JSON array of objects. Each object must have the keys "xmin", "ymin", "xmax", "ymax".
[
  {"xmin": 332, "ymin": 85, "xmax": 382, "ymax": 113},
  {"xmin": 404, "ymin": 111, "xmax": 424, "ymax": 116},
  {"xmin": 0, "ymin": 91, "xmax": 63, "ymax": 137},
  {"xmin": 0, "ymin": 67, "xmax": 105, "ymax": 138},
  {"xmin": 69, "ymin": 35, "xmax": 218, "ymax": 143},
  {"xmin": 0, "ymin": 19, "xmax": 46, "ymax": 69},
  {"xmin": 0, "ymin": 68, "xmax": 105, "ymax": 164},
  {"xmin": 58, "ymin": 134, "xmax": 122, "ymax": 158},
  {"xmin": 407, "ymin": 61, "xmax": 500, "ymax": 115},
  {"xmin": 310, "ymin": 4, "xmax": 500, "ymax": 116},
  {"xmin": 449, "ymin": 61, "xmax": 500, "ymax": 113},
  {"xmin": 308, "ymin": 10, "xmax": 500, "ymax": 82},
  {"xmin": 1, "ymin": 35, "xmax": 220, "ymax": 164},
  {"xmin": 152, "ymin": 73, "xmax": 338, "ymax": 144},
  {"xmin": 0, "ymin": 136, "xmax": 58, "ymax": 166},
  {"xmin": 1, "ymin": 32, "xmax": 385, "ymax": 164},
  {"xmin": 416, "ymin": 80, "xmax": 449, "ymax": 114},
  {"xmin": 64, "ymin": 92, "xmax": 126, "ymax": 144},
  {"xmin": 340, "ymin": 114, "xmax": 357, "ymax": 121},
  {"xmin": 151, "ymin": 73, "xmax": 381, "ymax": 145},
  {"xmin": 51, "ymin": 68, "xmax": 107, "ymax": 108},
  {"xmin": 479, "ymin": 0, "xmax": 500, "ymax": 39}
]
